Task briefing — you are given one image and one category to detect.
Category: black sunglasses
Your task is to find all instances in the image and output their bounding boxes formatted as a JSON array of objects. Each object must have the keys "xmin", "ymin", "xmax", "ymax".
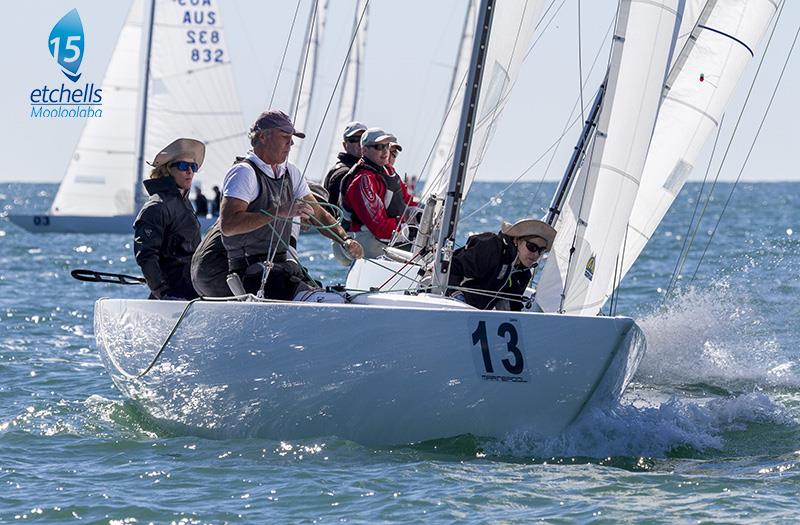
[
  {"xmin": 170, "ymin": 161, "xmax": 199, "ymax": 173},
  {"xmin": 367, "ymin": 143, "xmax": 390, "ymax": 151},
  {"xmin": 524, "ymin": 240, "xmax": 547, "ymax": 254},
  {"xmin": 346, "ymin": 136, "xmax": 362, "ymax": 143}
]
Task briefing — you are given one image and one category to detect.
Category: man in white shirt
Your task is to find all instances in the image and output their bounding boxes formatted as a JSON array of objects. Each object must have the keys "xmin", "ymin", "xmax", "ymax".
[{"xmin": 192, "ymin": 109, "xmax": 363, "ymax": 300}]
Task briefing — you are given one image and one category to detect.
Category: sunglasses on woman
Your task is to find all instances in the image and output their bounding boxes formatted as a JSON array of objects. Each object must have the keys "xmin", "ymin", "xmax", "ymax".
[
  {"xmin": 367, "ymin": 143, "xmax": 390, "ymax": 151},
  {"xmin": 524, "ymin": 240, "xmax": 547, "ymax": 254},
  {"xmin": 170, "ymin": 161, "xmax": 199, "ymax": 173}
]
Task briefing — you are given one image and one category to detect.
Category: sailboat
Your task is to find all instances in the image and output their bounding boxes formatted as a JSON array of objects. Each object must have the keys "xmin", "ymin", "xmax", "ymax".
[
  {"xmin": 92, "ymin": 0, "xmax": 778, "ymax": 446},
  {"xmin": 9, "ymin": 0, "xmax": 248, "ymax": 234}
]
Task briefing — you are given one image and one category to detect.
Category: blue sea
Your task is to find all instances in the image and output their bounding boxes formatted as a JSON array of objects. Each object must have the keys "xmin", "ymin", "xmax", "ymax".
[{"xmin": 1, "ymin": 181, "xmax": 798, "ymax": 523}]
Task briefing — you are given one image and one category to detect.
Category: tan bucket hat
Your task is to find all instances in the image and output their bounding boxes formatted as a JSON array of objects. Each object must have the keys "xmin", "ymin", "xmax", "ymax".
[
  {"xmin": 501, "ymin": 218, "xmax": 557, "ymax": 250},
  {"xmin": 148, "ymin": 138, "xmax": 206, "ymax": 168}
]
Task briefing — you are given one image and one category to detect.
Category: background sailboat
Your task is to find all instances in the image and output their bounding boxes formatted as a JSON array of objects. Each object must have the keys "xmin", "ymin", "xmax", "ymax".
[{"xmin": 9, "ymin": 0, "xmax": 248, "ymax": 234}]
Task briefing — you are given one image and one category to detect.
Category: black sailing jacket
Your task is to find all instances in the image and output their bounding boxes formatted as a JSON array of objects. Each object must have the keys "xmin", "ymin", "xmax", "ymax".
[
  {"xmin": 447, "ymin": 232, "xmax": 532, "ymax": 311},
  {"xmin": 133, "ymin": 177, "xmax": 200, "ymax": 299}
]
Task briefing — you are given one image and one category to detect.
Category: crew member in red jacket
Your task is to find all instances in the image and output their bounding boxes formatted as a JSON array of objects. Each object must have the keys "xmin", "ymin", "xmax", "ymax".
[{"xmin": 342, "ymin": 128, "xmax": 416, "ymax": 258}]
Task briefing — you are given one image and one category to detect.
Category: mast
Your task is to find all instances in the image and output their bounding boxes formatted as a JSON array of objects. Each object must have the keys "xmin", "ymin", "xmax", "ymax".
[
  {"xmin": 133, "ymin": 0, "xmax": 156, "ymax": 211},
  {"xmin": 431, "ymin": 0, "xmax": 496, "ymax": 294},
  {"xmin": 289, "ymin": 0, "xmax": 319, "ymax": 117},
  {"xmin": 544, "ymin": 76, "xmax": 607, "ymax": 227}
]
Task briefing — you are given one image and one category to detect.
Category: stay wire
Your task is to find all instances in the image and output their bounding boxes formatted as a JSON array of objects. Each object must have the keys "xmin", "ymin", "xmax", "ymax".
[
  {"xmin": 690, "ymin": 14, "xmax": 798, "ymax": 285},
  {"xmin": 293, "ymin": 0, "xmax": 321, "ymax": 119},
  {"xmin": 268, "ymin": 0, "xmax": 304, "ymax": 109},
  {"xmin": 662, "ymin": 113, "xmax": 726, "ymax": 302}
]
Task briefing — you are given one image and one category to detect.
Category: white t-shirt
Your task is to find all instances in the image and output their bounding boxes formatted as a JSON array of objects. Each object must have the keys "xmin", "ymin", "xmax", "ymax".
[{"xmin": 222, "ymin": 151, "xmax": 311, "ymax": 204}]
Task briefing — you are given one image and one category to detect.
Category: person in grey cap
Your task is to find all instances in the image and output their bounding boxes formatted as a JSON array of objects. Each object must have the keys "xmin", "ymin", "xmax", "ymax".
[
  {"xmin": 322, "ymin": 120, "xmax": 367, "ymax": 222},
  {"xmin": 446, "ymin": 218, "xmax": 557, "ymax": 311},
  {"xmin": 340, "ymin": 128, "xmax": 417, "ymax": 258},
  {"xmin": 134, "ymin": 138, "xmax": 205, "ymax": 300},
  {"xmin": 191, "ymin": 109, "xmax": 363, "ymax": 300}
]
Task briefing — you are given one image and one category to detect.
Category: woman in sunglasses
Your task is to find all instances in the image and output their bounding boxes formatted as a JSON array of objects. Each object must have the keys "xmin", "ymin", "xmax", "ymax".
[
  {"xmin": 133, "ymin": 138, "xmax": 205, "ymax": 300},
  {"xmin": 341, "ymin": 128, "xmax": 417, "ymax": 258},
  {"xmin": 446, "ymin": 218, "xmax": 557, "ymax": 311}
]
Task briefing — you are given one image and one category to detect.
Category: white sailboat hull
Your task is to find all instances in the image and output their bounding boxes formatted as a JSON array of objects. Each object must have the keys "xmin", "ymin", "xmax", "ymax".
[
  {"xmin": 8, "ymin": 214, "xmax": 216, "ymax": 234},
  {"xmin": 94, "ymin": 296, "xmax": 645, "ymax": 445}
]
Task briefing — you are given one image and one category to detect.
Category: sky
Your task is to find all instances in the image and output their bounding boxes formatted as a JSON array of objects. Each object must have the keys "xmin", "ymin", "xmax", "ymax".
[{"xmin": 0, "ymin": 0, "xmax": 798, "ymax": 186}]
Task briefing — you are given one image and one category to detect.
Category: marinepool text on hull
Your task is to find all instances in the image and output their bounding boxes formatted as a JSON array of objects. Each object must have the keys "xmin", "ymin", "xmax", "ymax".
[{"xmin": 30, "ymin": 82, "xmax": 103, "ymax": 119}]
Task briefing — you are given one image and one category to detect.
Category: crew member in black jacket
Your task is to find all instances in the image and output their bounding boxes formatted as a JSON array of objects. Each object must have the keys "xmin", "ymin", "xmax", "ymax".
[
  {"xmin": 447, "ymin": 218, "xmax": 556, "ymax": 311},
  {"xmin": 133, "ymin": 138, "xmax": 205, "ymax": 300}
]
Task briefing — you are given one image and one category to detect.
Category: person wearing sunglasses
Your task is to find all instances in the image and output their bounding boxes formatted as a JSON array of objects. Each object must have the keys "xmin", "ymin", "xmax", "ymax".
[
  {"xmin": 340, "ymin": 128, "xmax": 418, "ymax": 259},
  {"xmin": 133, "ymin": 138, "xmax": 206, "ymax": 300},
  {"xmin": 446, "ymin": 218, "xmax": 557, "ymax": 311},
  {"xmin": 323, "ymin": 121, "xmax": 368, "ymax": 226}
]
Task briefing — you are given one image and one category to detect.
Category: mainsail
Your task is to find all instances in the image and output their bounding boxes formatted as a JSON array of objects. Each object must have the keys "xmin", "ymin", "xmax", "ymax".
[
  {"xmin": 421, "ymin": 0, "xmax": 546, "ymax": 202},
  {"xmin": 50, "ymin": 0, "xmax": 247, "ymax": 217},
  {"xmin": 325, "ymin": 0, "xmax": 368, "ymax": 169},
  {"xmin": 614, "ymin": 0, "xmax": 779, "ymax": 285},
  {"xmin": 535, "ymin": 0, "xmax": 684, "ymax": 316}
]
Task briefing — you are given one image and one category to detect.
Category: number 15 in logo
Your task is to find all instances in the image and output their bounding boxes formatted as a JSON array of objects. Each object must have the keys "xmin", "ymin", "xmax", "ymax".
[{"xmin": 469, "ymin": 318, "xmax": 530, "ymax": 383}]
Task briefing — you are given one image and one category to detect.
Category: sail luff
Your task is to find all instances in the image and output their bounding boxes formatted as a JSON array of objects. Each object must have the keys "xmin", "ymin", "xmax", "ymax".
[
  {"xmin": 134, "ymin": 0, "xmax": 156, "ymax": 212},
  {"xmin": 535, "ymin": 0, "xmax": 683, "ymax": 316},
  {"xmin": 614, "ymin": 0, "xmax": 779, "ymax": 287}
]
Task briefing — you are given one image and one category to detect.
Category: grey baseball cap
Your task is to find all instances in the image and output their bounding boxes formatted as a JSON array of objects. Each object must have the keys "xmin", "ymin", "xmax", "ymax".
[
  {"xmin": 360, "ymin": 128, "xmax": 396, "ymax": 147},
  {"xmin": 343, "ymin": 121, "xmax": 368, "ymax": 140},
  {"xmin": 251, "ymin": 109, "xmax": 305, "ymax": 138}
]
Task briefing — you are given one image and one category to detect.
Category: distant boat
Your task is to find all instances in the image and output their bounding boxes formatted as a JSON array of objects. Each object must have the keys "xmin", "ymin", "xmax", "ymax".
[{"xmin": 9, "ymin": 0, "xmax": 248, "ymax": 234}]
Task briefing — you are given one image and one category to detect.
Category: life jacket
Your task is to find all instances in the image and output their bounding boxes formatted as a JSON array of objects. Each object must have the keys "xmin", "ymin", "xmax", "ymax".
[
  {"xmin": 342, "ymin": 159, "xmax": 406, "ymax": 220},
  {"xmin": 221, "ymin": 158, "xmax": 295, "ymax": 268}
]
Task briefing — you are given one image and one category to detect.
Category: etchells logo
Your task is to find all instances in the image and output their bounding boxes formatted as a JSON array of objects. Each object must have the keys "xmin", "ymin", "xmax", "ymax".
[
  {"xmin": 30, "ymin": 8, "xmax": 103, "ymax": 119},
  {"xmin": 49, "ymin": 9, "xmax": 84, "ymax": 82}
]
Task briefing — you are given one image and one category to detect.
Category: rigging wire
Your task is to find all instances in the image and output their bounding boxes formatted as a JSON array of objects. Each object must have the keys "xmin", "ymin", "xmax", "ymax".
[
  {"xmin": 300, "ymin": 0, "xmax": 370, "ymax": 176},
  {"xmin": 662, "ymin": 113, "xmax": 726, "ymax": 302},
  {"xmin": 577, "ymin": 0, "xmax": 586, "ymax": 126},
  {"xmin": 689, "ymin": 14, "xmax": 798, "ymax": 285},
  {"xmin": 268, "ymin": 0, "xmax": 304, "ymax": 109},
  {"xmin": 292, "ymin": 0, "xmax": 321, "ymax": 119}
]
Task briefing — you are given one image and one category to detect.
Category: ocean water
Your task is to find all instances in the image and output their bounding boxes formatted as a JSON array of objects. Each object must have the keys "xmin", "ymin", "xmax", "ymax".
[{"xmin": 1, "ymin": 181, "xmax": 798, "ymax": 523}]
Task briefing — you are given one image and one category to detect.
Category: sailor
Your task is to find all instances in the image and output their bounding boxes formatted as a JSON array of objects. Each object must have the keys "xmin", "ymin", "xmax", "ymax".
[
  {"xmin": 447, "ymin": 218, "xmax": 557, "ymax": 311},
  {"xmin": 193, "ymin": 186, "xmax": 208, "ymax": 217},
  {"xmin": 191, "ymin": 109, "xmax": 363, "ymax": 299},
  {"xmin": 133, "ymin": 138, "xmax": 205, "ymax": 300},
  {"xmin": 323, "ymin": 121, "xmax": 367, "ymax": 221},
  {"xmin": 341, "ymin": 128, "xmax": 417, "ymax": 258}
]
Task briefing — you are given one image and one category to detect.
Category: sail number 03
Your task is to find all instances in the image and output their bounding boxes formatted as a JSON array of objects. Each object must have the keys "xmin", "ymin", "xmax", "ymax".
[{"xmin": 470, "ymin": 319, "xmax": 529, "ymax": 382}]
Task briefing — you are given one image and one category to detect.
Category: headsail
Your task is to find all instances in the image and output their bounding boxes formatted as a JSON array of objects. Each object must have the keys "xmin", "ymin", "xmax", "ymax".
[
  {"xmin": 421, "ymin": 0, "xmax": 546, "ymax": 202},
  {"xmin": 325, "ymin": 0, "xmax": 368, "ymax": 170},
  {"xmin": 614, "ymin": 0, "xmax": 780, "ymax": 286},
  {"xmin": 535, "ymin": 0, "xmax": 684, "ymax": 316},
  {"xmin": 50, "ymin": 0, "xmax": 247, "ymax": 217}
]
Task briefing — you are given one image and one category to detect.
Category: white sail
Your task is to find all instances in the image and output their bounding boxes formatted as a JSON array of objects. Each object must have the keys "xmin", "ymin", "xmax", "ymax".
[
  {"xmin": 325, "ymin": 0, "xmax": 368, "ymax": 169},
  {"xmin": 421, "ymin": 0, "xmax": 546, "ymax": 202},
  {"xmin": 142, "ymin": 0, "xmax": 247, "ymax": 201},
  {"xmin": 50, "ymin": 0, "xmax": 247, "ymax": 217},
  {"xmin": 536, "ymin": 0, "xmax": 683, "ymax": 316},
  {"xmin": 50, "ymin": 0, "xmax": 144, "ymax": 216},
  {"xmin": 615, "ymin": 0, "xmax": 779, "ymax": 285},
  {"xmin": 289, "ymin": 0, "xmax": 328, "ymax": 166},
  {"xmin": 420, "ymin": 0, "xmax": 477, "ymax": 199}
]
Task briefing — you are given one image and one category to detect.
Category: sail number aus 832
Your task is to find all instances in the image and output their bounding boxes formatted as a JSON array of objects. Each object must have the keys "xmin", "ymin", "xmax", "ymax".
[{"xmin": 469, "ymin": 318, "xmax": 530, "ymax": 383}]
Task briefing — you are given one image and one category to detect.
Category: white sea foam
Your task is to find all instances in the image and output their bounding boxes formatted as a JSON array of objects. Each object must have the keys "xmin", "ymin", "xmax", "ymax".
[
  {"xmin": 636, "ymin": 277, "xmax": 796, "ymax": 388},
  {"xmin": 489, "ymin": 392, "xmax": 793, "ymax": 459}
]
